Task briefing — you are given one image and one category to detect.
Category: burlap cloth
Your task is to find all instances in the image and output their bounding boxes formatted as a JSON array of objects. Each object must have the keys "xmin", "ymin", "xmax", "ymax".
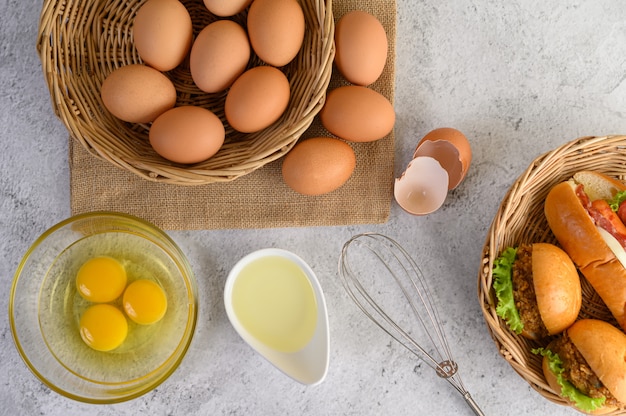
[{"xmin": 69, "ymin": 0, "xmax": 396, "ymax": 230}]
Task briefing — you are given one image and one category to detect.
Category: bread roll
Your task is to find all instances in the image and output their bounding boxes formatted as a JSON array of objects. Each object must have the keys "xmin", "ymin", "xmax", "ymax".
[
  {"xmin": 493, "ymin": 243, "xmax": 581, "ymax": 340},
  {"xmin": 570, "ymin": 319, "xmax": 626, "ymax": 405},
  {"xmin": 545, "ymin": 171, "xmax": 626, "ymax": 330},
  {"xmin": 532, "ymin": 243, "xmax": 582, "ymax": 336},
  {"xmin": 541, "ymin": 319, "xmax": 626, "ymax": 414},
  {"xmin": 541, "ymin": 354, "xmax": 617, "ymax": 415}
]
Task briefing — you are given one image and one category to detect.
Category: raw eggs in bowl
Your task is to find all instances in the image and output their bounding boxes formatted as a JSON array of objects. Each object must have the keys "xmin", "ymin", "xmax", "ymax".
[{"xmin": 9, "ymin": 212, "xmax": 198, "ymax": 403}]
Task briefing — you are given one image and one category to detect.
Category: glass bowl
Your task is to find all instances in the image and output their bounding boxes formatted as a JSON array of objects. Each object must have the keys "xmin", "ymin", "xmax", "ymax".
[{"xmin": 9, "ymin": 211, "xmax": 198, "ymax": 403}]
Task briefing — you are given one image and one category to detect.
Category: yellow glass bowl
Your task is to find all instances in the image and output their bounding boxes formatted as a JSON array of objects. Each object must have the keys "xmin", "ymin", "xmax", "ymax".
[{"xmin": 9, "ymin": 212, "xmax": 198, "ymax": 403}]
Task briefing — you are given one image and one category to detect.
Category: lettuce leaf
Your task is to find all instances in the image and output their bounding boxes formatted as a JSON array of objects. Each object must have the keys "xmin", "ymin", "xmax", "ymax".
[
  {"xmin": 492, "ymin": 247, "xmax": 523, "ymax": 334},
  {"xmin": 532, "ymin": 348, "xmax": 606, "ymax": 412},
  {"xmin": 608, "ymin": 190, "xmax": 626, "ymax": 212}
]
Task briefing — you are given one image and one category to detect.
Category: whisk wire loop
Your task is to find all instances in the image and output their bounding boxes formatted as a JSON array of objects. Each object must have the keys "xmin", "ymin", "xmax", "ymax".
[
  {"xmin": 342, "ymin": 235, "xmax": 450, "ymax": 372},
  {"xmin": 338, "ymin": 233, "xmax": 484, "ymax": 416}
]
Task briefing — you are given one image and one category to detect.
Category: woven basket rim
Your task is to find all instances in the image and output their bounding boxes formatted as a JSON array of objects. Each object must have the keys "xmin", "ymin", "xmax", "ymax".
[
  {"xmin": 478, "ymin": 134, "xmax": 626, "ymax": 414},
  {"xmin": 37, "ymin": 0, "xmax": 335, "ymax": 185}
]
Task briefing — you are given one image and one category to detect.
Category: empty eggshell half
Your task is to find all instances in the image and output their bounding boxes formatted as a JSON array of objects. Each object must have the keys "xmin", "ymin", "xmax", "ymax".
[
  {"xmin": 413, "ymin": 128, "xmax": 471, "ymax": 190},
  {"xmin": 394, "ymin": 156, "xmax": 449, "ymax": 216}
]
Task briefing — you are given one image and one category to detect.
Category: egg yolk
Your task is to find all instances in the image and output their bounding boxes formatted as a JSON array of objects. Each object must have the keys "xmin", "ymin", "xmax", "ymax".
[
  {"xmin": 122, "ymin": 279, "xmax": 167, "ymax": 325},
  {"xmin": 76, "ymin": 256, "xmax": 127, "ymax": 303},
  {"xmin": 79, "ymin": 304, "xmax": 128, "ymax": 351}
]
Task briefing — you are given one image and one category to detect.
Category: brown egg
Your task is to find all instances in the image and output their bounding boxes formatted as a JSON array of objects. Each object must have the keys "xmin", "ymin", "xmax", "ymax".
[
  {"xmin": 281, "ymin": 137, "xmax": 356, "ymax": 195},
  {"xmin": 100, "ymin": 64, "xmax": 176, "ymax": 123},
  {"xmin": 320, "ymin": 86, "xmax": 395, "ymax": 142},
  {"xmin": 225, "ymin": 66, "xmax": 290, "ymax": 133},
  {"xmin": 149, "ymin": 106, "xmax": 225, "ymax": 164},
  {"xmin": 335, "ymin": 11, "xmax": 388, "ymax": 86},
  {"xmin": 190, "ymin": 20, "xmax": 251, "ymax": 93},
  {"xmin": 203, "ymin": 0, "xmax": 252, "ymax": 16},
  {"xmin": 413, "ymin": 127, "xmax": 472, "ymax": 190},
  {"xmin": 133, "ymin": 0, "xmax": 193, "ymax": 72},
  {"xmin": 247, "ymin": 0, "xmax": 305, "ymax": 67}
]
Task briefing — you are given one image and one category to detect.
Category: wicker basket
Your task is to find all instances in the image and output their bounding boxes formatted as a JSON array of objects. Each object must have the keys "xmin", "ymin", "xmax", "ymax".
[
  {"xmin": 37, "ymin": 0, "xmax": 335, "ymax": 185},
  {"xmin": 478, "ymin": 135, "xmax": 626, "ymax": 414}
]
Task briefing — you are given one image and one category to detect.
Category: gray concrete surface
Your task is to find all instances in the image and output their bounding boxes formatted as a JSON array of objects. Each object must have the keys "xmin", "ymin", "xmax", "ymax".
[{"xmin": 2, "ymin": 0, "xmax": 626, "ymax": 415}]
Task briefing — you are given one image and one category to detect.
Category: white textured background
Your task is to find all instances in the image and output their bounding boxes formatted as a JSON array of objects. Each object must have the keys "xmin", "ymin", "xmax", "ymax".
[{"xmin": 2, "ymin": 0, "xmax": 626, "ymax": 415}]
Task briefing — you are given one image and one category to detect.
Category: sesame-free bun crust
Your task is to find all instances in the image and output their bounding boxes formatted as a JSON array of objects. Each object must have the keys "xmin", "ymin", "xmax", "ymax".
[
  {"xmin": 545, "ymin": 172, "xmax": 626, "ymax": 330},
  {"xmin": 532, "ymin": 243, "xmax": 582, "ymax": 336},
  {"xmin": 570, "ymin": 319, "xmax": 626, "ymax": 406}
]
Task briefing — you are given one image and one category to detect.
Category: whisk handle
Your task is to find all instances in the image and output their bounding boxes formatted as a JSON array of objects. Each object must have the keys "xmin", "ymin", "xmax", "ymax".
[{"xmin": 462, "ymin": 392, "xmax": 485, "ymax": 416}]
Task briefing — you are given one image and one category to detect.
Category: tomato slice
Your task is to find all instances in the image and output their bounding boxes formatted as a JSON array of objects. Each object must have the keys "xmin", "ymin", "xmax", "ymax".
[
  {"xmin": 619, "ymin": 201, "xmax": 626, "ymax": 226},
  {"xmin": 591, "ymin": 199, "xmax": 626, "ymax": 237}
]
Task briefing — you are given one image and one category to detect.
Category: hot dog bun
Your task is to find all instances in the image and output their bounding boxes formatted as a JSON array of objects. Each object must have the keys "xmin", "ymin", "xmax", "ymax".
[
  {"xmin": 572, "ymin": 171, "xmax": 626, "ymax": 202},
  {"xmin": 545, "ymin": 171, "xmax": 626, "ymax": 330}
]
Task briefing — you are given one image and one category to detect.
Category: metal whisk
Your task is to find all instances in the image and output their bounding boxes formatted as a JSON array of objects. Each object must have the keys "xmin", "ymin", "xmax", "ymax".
[{"xmin": 338, "ymin": 233, "xmax": 484, "ymax": 416}]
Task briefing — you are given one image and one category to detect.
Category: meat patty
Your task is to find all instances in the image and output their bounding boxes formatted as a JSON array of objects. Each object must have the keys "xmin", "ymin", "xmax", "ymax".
[
  {"xmin": 552, "ymin": 333, "xmax": 619, "ymax": 406},
  {"xmin": 512, "ymin": 244, "xmax": 548, "ymax": 339}
]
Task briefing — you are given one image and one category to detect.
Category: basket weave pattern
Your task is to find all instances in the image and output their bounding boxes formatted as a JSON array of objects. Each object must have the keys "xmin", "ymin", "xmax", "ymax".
[
  {"xmin": 478, "ymin": 135, "xmax": 626, "ymax": 413},
  {"xmin": 37, "ymin": 0, "xmax": 334, "ymax": 185}
]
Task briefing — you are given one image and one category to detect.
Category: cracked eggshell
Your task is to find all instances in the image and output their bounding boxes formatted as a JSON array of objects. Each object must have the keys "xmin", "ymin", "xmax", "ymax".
[
  {"xmin": 413, "ymin": 127, "xmax": 471, "ymax": 190},
  {"xmin": 394, "ymin": 156, "xmax": 449, "ymax": 216}
]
